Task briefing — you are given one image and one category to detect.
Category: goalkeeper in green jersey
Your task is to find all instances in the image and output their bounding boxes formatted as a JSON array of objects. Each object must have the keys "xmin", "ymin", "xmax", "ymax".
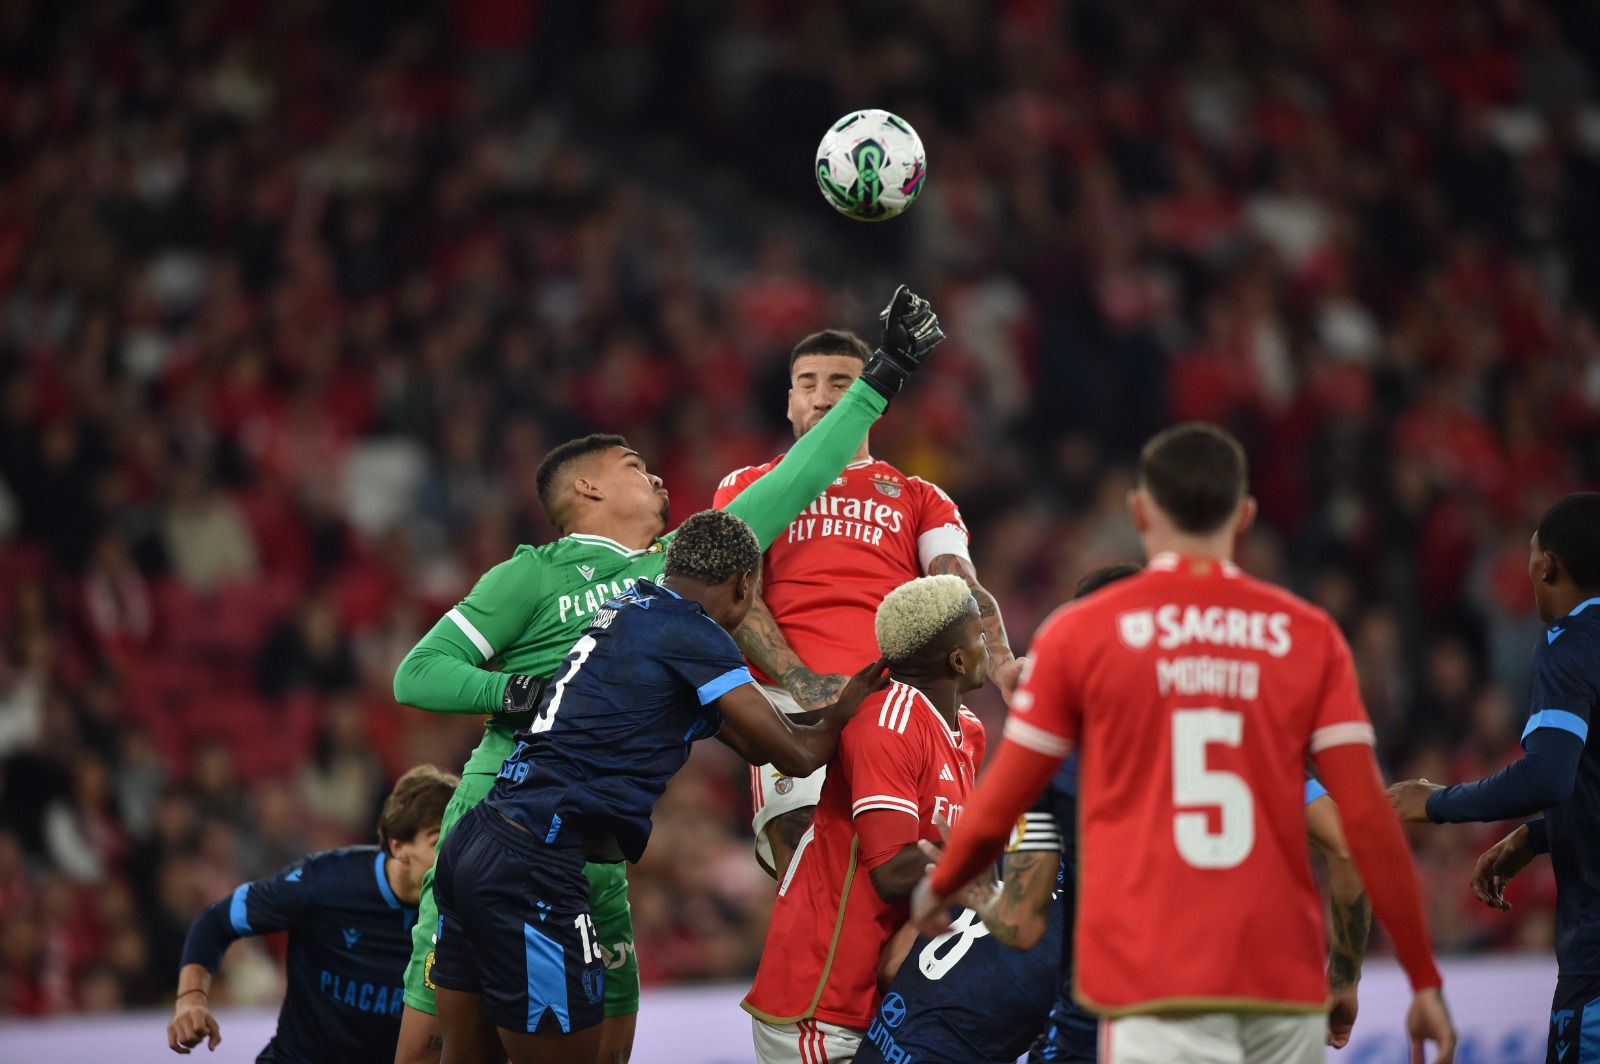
[{"xmin": 390, "ymin": 285, "xmax": 944, "ymax": 1064}]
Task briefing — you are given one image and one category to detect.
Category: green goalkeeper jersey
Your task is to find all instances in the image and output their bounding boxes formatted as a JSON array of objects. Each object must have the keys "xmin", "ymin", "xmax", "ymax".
[{"xmin": 392, "ymin": 377, "xmax": 887, "ymax": 776}]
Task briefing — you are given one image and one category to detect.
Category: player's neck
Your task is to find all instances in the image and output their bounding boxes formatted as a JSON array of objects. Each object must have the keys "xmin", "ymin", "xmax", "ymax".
[
  {"xmin": 1141, "ymin": 531, "xmax": 1235, "ymax": 565},
  {"xmin": 892, "ymin": 672, "xmax": 961, "ymax": 727},
  {"xmin": 565, "ymin": 513, "xmax": 659, "ymax": 551},
  {"xmin": 1548, "ymin": 586, "xmax": 1600, "ymax": 622},
  {"xmin": 850, "ymin": 437, "xmax": 871, "ymax": 465}
]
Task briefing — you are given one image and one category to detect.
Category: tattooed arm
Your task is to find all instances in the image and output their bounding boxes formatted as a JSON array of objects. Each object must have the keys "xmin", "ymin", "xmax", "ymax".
[
  {"xmin": 734, "ymin": 593, "xmax": 850, "ymax": 710},
  {"xmin": 1307, "ymin": 792, "xmax": 1371, "ymax": 1049},
  {"xmin": 925, "ymin": 554, "xmax": 1020, "ymax": 693},
  {"xmin": 973, "ymin": 849, "xmax": 1058, "ymax": 951}
]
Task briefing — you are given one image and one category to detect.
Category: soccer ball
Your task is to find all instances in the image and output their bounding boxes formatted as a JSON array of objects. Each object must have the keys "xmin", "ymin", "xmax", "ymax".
[{"xmin": 814, "ymin": 110, "xmax": 927, "ymax": 222}]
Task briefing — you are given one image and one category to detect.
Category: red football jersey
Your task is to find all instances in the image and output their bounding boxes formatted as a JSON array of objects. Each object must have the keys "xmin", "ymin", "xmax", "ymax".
[
  {"xmin": 743, "ymin": 681, "xmax": 986, "ymax": 1029},
  {"xmin": 714, "ymin": 457, "xmax": 969, "ymax": 682},
  {"xmin": 1006, "ymin": 553, "xmax": 1376, "ymax": 1015}
]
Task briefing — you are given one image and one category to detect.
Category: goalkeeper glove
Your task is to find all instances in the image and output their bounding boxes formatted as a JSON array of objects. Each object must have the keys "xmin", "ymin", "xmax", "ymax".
[{"xmin": 860, "ymin": 284, "xmax": 945, "ymax": 399}]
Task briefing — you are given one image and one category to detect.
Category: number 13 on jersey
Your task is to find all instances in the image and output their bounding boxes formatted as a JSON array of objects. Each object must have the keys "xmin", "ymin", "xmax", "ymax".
[{"xmin": 1171, "ymin": 708, "xmax": 1254, "ymax": 869}]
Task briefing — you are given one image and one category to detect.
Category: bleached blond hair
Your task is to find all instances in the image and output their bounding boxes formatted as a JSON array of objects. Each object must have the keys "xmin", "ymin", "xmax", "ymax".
[{"xmin": 875, "ymin": 574, "xmax": 974, "ymax": 662}]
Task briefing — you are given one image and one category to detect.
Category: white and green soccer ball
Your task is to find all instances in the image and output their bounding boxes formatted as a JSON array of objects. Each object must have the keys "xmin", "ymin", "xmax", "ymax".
[{"xmin": 814, "ymin": 109, "xmax": 927, "ymax": 222}]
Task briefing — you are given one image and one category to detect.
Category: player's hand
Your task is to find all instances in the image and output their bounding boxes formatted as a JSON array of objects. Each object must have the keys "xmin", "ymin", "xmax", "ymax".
[
  {"xmin": 1327, "ymin": 985, "xmax": 1358, "ymax": 1048},
  {"xmin": 909, "ymin": 874, "xmax": 954, "ymax": 937},
  {"xmin": 168, "ymin": 999, "xmax": 222, "ymax": 1054},
  {"xmin": 830, "ymin": 658, "xmax": 890, "ymax": 717},
  {"xmin": 1470, "ymin": 824, "xmax": 1537, "ymax": 911},
  {"xmin": 991, "ymin": 656, "xmax": 1025, "ymax": 700},
  {"xmin": 920, "ymin": 814, "xmax": 997, "ymax": 912},
  {"xmin": 1405, "ymin": 987, "xmax": 1456, "ymax": 1064},
  {"xmin": 785, "ymin": 668, "xmax": 851, "ymax": 711},
  {"xmin": 860, "ymin": 285, "xmax": 944, "ymax": 398},
  {"xmin": 1386, "ymin": 779, "xmax": 1443, "ymax": 823}
]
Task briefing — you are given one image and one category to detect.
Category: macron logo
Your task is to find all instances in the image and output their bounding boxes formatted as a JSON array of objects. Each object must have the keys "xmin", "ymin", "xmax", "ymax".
[
  {"xmin": 577, "ymin": 564, "xmax": 596, "ymax": 581},
  {"xmin": 342, "ymin": 928, "xmax": 361, "ymax": 949},
  {"xmin": 1549, "ymin": 626, "xmax": 1566, "ymax": 644},
  {"xmin": 939, "ymin": 763, "xmax": 955, "ymax": 782}
]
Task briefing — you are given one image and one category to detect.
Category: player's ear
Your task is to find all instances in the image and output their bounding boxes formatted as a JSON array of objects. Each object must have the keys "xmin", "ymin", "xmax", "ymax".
[
  {"xmin": 1127, "ymin": 488, "xmax": 1150, "ymax": 533},
  {"xmin": 1234, "ymin": 496, "xmax": 1257, "ymax": 537},
  {"xmin": 1540, "ymin": 550, "xmax": 1563, "ymax": 586},
  {"xmin": 735, "ymin": 568, "xmax": 754, "ymax": 602},
  {"xmin": 571, "ymin": 475, "xmax": 604, "ymax": 503}
]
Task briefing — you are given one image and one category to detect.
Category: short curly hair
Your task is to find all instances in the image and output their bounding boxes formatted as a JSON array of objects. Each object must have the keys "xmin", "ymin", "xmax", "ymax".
[
  {"xmin": 875, "ymin": 574, "xmax": 974, "ymax": 663},
  {"xmin": 664, "ymin": 509, "xmax": 760, "ymax": 584}
]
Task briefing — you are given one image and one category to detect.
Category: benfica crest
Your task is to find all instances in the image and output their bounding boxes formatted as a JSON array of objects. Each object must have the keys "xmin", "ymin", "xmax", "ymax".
[
  {"xmin": 1117, "ymin": 609, "xmax": 1155, "ymax": 651},
  {"xmin": 870, "ymin": 473, "xmax": 902, "ymax": 498}
]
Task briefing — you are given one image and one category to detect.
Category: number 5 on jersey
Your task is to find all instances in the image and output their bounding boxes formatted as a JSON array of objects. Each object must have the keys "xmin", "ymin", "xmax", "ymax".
[{"xmin": 1171, "ymin": 708, "xmax": 1254, "ymax": 869}]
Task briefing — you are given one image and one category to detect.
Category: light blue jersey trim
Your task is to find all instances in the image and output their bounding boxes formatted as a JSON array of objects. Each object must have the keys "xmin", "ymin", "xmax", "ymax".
[
  {"xmin": 228, "ymin": 884, "xmax": 252, "ymax": 935},
  {"xmin": 1521, "ymin": 709, "xmax": 1589, "ymax": 747},
  {"xmin": 1304, "ymin": 778, "xmax": 1328, "ymax": 805},
  {"xmin": 374, "ymin": 852, "xmax": 401, "ymax": 910},
  {"xmin": 1568, "ymin": 596, "xmax": 1600, "ymax": 618},
  {"xmin": 697, "ymin": 666, "xmax": 754, "ymax": 705}
]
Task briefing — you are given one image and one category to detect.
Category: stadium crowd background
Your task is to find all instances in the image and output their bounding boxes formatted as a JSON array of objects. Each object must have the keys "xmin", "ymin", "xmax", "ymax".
[{"xmin": 2, "ymin": 0, "xmax": 1599, "ymax": 1019}]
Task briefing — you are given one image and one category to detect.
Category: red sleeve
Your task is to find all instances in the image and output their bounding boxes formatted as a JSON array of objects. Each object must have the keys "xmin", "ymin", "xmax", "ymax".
[
  {"xmin": 929, "ymin": 735, "xmax": 1061, "ymax": 896},
  {"xmin": 856, "ymin": 809, "xmax": 920, "ymax": 870},
  {"xmin": 839, "ymin": 717, "xmax": 925, "ymax": 871},
  {"xmin": 1001, "ymin": 609, "xmax": 1080, "ymax": 756},
  {"xmin": 712, "ymin": 465, "xmax": 764, "ymax": 510},
  {"xmin": 911, "ymin": 478, "xmax": 970, "ymax": 569},
  {"xmin": 1307, "ymin": 614, "xmax": 1376, "ymax": 750},
  {"xmin": 1312, "ymin": 743, "xmax": 1442, "ymax": 991}
]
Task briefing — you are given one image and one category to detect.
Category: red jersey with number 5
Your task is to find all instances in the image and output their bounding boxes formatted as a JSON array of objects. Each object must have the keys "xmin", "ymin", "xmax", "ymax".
[
  {"xmin": 1005, "ymin": 553, "xmax": 1375, "ymax": 1015},
  {"xmin": 743, "ymin": 681, "xmax": 986, "ymax": 1029},
  {"xmin": 714, "ymin": 458, "xmax": 969, "ymax": 682}
]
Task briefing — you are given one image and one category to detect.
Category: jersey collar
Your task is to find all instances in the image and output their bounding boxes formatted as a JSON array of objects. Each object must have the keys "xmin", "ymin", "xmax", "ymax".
[
  {"xmin": 373, "ymin": 852, "xmax": 402, "ymax": 910},
  {"xmin": 1565, "ymin": 596, "xmax": 1600, "ymax": 621},
  {"xmin": 566, "ymin": 532, "xmax": 654, "ymax": 557},
  {"xmin": 1147, "ymin": 552, "xmax": 1240, "ymax": 578}
]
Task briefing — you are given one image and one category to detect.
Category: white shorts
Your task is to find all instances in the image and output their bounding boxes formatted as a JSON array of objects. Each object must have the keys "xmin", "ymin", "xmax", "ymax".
[
  {"xmin": 1102, "ymin": 1012, "xmax": 1323, "ymax": 1064},
  {"xmin": 750, "ymin": 684, "xmax": 826, "ymax": 873},
  {"xmin": 752, "ymin": 1016, "xmax": 863, "ymax": 1064}
]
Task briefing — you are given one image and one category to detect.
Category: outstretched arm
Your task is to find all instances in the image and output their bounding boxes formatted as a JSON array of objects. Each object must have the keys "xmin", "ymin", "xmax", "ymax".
[
  {"xmin": 1388, "ymin": 727, "xmax": 1585, "ymax": 823},
  {"xmin": 717, "ymin": 659, "xmax": 888, "ymax": 777}
]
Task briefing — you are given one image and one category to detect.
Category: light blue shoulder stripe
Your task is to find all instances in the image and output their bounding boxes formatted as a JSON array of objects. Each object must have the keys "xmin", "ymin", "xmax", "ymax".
[
  {"xmin": 1303, "ymin": 778, "xmax": 1328, "ymax": 805},
  {"xmin": 374, "ymin": 851, "xmax": 401, "ymax": 910},
  {"xmin": 697, "ymin": 667, "xmax": 754, "ymax": 705},
  {"xmin": 1521, "ymin": 709, "xmax": 1589, "ymax": 747},
  {"xmin": 228, "ymin": 883, "xmax": 252, "ymax": 935}
]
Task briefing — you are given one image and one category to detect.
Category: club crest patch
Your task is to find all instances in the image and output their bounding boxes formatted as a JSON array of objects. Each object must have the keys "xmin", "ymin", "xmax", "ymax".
[{"xmin": 870, "ymin": 473, "xmax": 902, "ymax": 498}]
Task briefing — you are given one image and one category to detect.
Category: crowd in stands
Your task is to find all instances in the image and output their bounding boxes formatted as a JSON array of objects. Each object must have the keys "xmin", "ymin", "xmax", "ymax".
[{"xmin": 2, "ymin": 0, "xmax": 1598, "ymax": 1016}]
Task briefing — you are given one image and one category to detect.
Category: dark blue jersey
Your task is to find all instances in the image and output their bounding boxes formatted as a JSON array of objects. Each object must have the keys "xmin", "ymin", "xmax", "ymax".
[
  {"xmin": 1528, "ymin": 597, "xmax": 1600, "ymax": 975},
  {"xmin": 179, "ymin": 845, "xmax": 416, "ymax": 1064},
  {"xmin": 482, "ymin": 579, "xmax": 751, "ymax": 863}
]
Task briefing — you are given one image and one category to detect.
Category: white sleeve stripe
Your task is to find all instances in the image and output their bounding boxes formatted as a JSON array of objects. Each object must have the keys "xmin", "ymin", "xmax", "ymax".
[
  {"xmin": 1003, "ymin": 717, "xmax": 1073, "ymax": 757},
  {"xmin": 852, "ymin": 794, "xmax": 919, "ymax": 813},
  {"xmin": 917, "ymin": 525, "xmax": 971, "ymax": 572},
  {"xmin": 446, "ymin": 608, "xmax": 495, "ymax": 661},
  {"xmin": 852, "ymin": 803, "xmax": 921, "ymax": 820},
  {"xmin": 1309, "ymin": 721, "xmax": 1377, "ymax": 754}
]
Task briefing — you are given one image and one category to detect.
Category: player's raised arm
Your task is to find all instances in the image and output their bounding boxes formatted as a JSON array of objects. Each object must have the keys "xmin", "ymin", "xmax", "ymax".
[
  {"xmin": 925, "ymin": 552, "xmax": 1017, "ymax": 694},
  {"xmin": 733, "ymin": 590, "xmax": 849, "ymax": 710},
  {"xmin": 716, "ymin": 657, "xmax": 889, "ymax": 777},
  {"xmin": 392, "ymin": 551, "xmax": 546, "ymax": 715},
  {"xmin": 717, "ymin": 285, "xmax": 943, "ymax": 550},
  {"xmin": 966, "ymin": 808, "xmax": 1061, "ymax": 951}
]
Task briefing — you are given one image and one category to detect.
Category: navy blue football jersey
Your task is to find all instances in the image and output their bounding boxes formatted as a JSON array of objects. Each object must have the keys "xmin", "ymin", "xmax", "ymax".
[
  {"xmin": 1528, "ymin": 596, "xmax": 1600, "ymax": 975},
  {"xmin": 224, "ymin": 846, "xmax": 415, "ymax": 1063},
  {"xmin": 483, "ymin": 579, "xmax": 751, "ymax": 862}
]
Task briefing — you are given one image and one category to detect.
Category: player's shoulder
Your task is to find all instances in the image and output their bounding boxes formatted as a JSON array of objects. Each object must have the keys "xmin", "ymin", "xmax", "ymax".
[
  {"xmin": 715, "ymin": 458, "xmax": 781, "ymax": 495},
  {"xmin": 845, "ymin": 680, "xmax": 923, "ymax": 741},
  {"xmin": 1537, "ymin": 608, "xmax": 1600, "ymax": 672},
  {"xmin": 957, "ymin": 706, "xmax": 984, "ymax": 734},
  {"xmin": 292, "ymin": 844, "xmax": 381, "ymax": 895}
]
